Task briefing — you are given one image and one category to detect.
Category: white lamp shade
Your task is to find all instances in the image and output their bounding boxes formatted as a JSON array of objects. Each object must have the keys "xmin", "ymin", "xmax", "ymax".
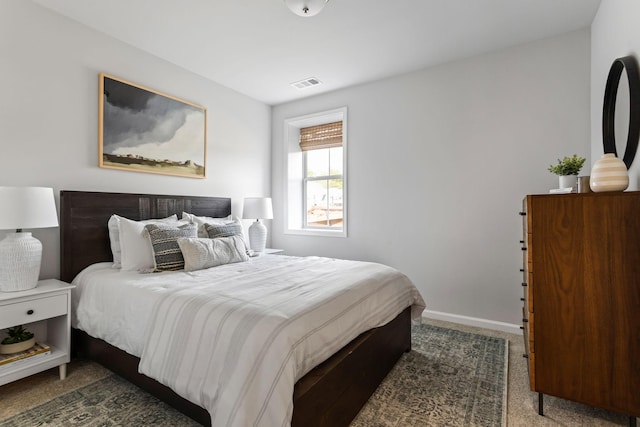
[
  {"xmin": 0, "ymin": 187, "xmax": 58, "ymax": 292},
  {"xmin": 284, "ymin": 0, "xmax": 329, "ymax": 17},
  {"xmin": 0, "ymin": 187, "xmax": 59, "ymax": 230},
  {"xmin": 242, "ymin": 197, "xmax": 273, "ymax": 220}
]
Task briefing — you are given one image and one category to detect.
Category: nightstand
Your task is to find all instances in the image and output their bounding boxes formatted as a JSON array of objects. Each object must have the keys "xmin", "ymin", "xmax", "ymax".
[{"xmin": 0, "ymin": 279, "xmax": 74, "ymax": 386}]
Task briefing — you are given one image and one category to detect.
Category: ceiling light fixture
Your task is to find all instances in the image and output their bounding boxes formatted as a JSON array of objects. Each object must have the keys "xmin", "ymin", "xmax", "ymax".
[{"xmin": 284, "ymin": 0, "xmax": 329, "ymax": 17}]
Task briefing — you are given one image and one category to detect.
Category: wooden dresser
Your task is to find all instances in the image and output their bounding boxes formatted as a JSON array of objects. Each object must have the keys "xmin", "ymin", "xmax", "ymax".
[{"xmin": 520, "ymin": 192, "xmax": 640, "ymax": 423}]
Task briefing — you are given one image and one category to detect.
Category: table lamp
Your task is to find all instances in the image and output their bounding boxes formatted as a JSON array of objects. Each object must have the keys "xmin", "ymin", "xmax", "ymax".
[
  {"xmin": 0, "ymin": 187, "xmax": 59, "ymax": 292},
  {"xmin": 242, "ymin": 197, "xmax": 273, "ymax": 254}
]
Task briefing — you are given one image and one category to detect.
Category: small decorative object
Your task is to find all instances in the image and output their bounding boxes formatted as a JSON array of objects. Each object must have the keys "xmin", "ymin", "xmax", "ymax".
[
  {"xmin": 242, "ymin": 197, "xmax": 274, "ymax": 254},
  {"xmin": 577, "ymin": 176, "xmax": 591, "ymax": 193},
  {"xmin": 548, "ymin": 155, "xmax": 586, "ymax": 190},
  {"xmin": 0, "ymin": 187, "xmax": 59, "ymax": 292},
  {"xmin": 589, "ymin": 153, "xmax": 629, "ymax": 192},
  {"xmin": 0, "ymin": 325, "xmax": 35, "ymax": 354}
]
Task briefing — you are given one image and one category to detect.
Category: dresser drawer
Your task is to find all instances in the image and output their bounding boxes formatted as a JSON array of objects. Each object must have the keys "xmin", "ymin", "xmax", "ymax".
[{"xmin": 0, "ymin": 294, "xmax": 67, "ymax": 329}]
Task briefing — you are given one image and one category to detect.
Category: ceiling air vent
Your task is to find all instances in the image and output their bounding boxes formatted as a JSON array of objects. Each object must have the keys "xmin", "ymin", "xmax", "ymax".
[{"xmin": 291, "ymin": 77, "xmax": 322, "ymax": 90}]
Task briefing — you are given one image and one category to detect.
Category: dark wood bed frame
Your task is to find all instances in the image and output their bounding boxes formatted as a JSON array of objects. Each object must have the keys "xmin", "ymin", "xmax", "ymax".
[{"xmin": 60, "ymin": 190, "xmax": 411, "ymax": 427}]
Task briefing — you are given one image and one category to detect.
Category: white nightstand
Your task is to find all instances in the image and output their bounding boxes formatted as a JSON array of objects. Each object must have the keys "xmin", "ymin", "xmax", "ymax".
[{"xmin": 0, "ymin": 279, "xmax": 74, "ymax": 386}]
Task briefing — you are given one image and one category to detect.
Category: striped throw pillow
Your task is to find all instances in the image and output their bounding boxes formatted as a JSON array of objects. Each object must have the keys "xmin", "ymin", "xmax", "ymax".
[
  {"xmin": 145, "ymin": 223, "xmax": 197, "ymax": 271},
  {"xmin": 205, "ymin": 221, "xmax": 243, "ymax": 238}
]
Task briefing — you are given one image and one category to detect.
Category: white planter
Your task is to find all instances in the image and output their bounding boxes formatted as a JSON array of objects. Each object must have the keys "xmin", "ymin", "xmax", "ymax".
[
  {"xmin": 558, "ymin": 175, "xmax": 577, "ymax": 190},
  {"xmin": 0, "ymin": 337, "xmax": 35, "ymax": 355}
]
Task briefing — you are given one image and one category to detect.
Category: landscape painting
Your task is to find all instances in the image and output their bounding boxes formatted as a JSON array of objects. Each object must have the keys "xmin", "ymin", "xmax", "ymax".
[{"xmin": 99, "ymin": 73, "xmax": 206, "ymax": 178}]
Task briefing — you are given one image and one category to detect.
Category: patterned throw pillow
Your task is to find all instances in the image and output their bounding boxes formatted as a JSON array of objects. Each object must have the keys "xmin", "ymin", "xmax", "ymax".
[
  {"xmin": 145, "ymin": 223, "xmax": 197, "ymax": 271},
  {"xmin": 204, "ymin": 220, "xmax": 243, "ymax": 238}
]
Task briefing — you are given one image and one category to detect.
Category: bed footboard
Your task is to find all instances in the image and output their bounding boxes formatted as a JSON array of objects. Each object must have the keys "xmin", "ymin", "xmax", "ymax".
[{"xmin": 72, "ymin": 306, "xmax": 411, "ymax": 427}]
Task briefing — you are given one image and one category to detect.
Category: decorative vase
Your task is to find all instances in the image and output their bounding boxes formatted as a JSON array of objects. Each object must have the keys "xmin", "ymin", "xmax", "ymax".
[
  {"xmin": 589, "ymin": 153, "xmax": 629, "ymax": 192},
  {"xmin": 0, "ymin": 337, "xmax": 35, "ymax": 355},
  {"xmin": 558, "ymin": 175, "xmax": 577, "ymax": 190}
]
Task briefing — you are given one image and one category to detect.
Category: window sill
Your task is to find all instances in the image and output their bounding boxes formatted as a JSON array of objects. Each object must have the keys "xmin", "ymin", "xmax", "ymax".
[{"xmin": 284, "ymin": 228, "xmax": 347, "ymax": 238}]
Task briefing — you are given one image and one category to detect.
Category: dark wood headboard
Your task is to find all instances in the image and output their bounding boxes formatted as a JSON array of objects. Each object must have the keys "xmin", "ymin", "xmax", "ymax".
[{"xmin": 59, "ymin": 191, "xmax": 232, "ymax": 283}]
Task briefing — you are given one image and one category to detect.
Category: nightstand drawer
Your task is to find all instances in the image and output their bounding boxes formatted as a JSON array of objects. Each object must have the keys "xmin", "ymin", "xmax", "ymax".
[{"xmin": 0, "ymin": 294, "xmax": 67, "ymax": 329}]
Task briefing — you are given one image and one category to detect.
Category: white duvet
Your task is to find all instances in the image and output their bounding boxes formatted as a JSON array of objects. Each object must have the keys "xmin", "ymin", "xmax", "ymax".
[{"xmin": 72, "ymin": 255, "xmax": 425, "ymax": 427}]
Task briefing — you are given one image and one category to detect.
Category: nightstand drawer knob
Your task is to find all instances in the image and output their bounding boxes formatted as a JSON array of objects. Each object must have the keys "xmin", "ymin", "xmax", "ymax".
[{"xmin": 27, "ymin": 309, "xmax": 34, "ymax": 315}]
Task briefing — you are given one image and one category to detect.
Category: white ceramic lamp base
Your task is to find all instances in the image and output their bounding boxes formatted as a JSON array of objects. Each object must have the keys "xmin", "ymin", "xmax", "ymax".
[
  {"xmin": 248, "ymin": 220, "xmax": 268, "ymax": 254},
  {"xmin": 0, "ymin": 232, "xmax": 42, "ymax": 292}
]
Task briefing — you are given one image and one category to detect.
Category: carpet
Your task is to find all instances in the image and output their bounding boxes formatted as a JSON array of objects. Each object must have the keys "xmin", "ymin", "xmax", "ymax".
[{"xmin": 0, "ymin": 324, "xmax": 508, "ymax": 427}]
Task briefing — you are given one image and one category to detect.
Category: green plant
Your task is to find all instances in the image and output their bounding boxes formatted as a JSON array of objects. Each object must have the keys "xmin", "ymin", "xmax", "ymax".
[
  {"xmin": 548, "ymin": 155, "xmax": 586, "ymax": 176},
  {"xmin": 1, "ymin": 325, "xmax": 34, "ymax": 345}
]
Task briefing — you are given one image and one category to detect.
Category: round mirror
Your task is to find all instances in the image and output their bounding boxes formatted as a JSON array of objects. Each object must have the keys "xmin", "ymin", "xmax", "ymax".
[{"xmin": 602, "ymin": 55, "xmax": 640, "ymax": 169}]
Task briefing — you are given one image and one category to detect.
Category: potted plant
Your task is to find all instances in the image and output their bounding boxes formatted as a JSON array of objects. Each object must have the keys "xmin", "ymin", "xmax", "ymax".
[
  {"xmin": 0, "ymin": 325, "xmax": 36, "ymax": 354},
  {"xmin": 548, "ymin": 155, "xmax": 586, "ymax": 189}
]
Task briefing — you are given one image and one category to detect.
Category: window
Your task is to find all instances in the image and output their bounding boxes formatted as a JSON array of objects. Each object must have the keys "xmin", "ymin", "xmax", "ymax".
[
  {"xmin": 284, "ymin": 108, "xmax": 347, "ymax": 237},
  {"xmin": 302, "ymin": 122, "xmax": 343, "ymax": 229}
]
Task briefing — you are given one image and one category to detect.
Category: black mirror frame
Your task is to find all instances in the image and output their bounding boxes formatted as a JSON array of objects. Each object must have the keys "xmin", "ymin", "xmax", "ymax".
[{"xmin": 602, "ymin": 55, "xmax": 640, "ymax": 169}]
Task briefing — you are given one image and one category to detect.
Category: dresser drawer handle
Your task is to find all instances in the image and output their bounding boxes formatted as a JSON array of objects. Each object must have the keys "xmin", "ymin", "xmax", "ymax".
[
  {"xmin": 522, "ymin": 282, "xmax": 527, "ymax": 287},
  {"xmin": 522, "ymin": 318, "xmax": 528, "ymax": 323},
  {"xmin": 520, "ymin": 268, "xmax": 524, "ymax": 272},
  {"xmin": 519, "ymin": 212, "xmax": 526, "ymax": 216},
  {"xmin": 27, "ymin": 309, "xmax": 34, "ymax": 315},
  {"xmin": 521, "ymin": 297, "xmax": 525, "ymax": 301},
  {"xmin": 521, "ymin": 247, "xmax": 527, "ymax": 251},
  {"xmin": 523, "ymin": 354, "xmax": 529, "ymax": 359}
]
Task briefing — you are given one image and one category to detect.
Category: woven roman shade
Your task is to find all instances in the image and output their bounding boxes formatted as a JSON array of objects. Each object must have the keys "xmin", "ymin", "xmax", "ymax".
[{"xmin": 299, "ymin": 121, "xmax": 343, "ymax": 151}]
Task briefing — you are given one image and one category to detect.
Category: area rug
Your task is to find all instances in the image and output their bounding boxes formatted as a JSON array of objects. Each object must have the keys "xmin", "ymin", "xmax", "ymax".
[
  {"xmin": 351, "ymin": 324, "xmax": 508, "ymax": 426},
  {"xmin": 0, "ymin": 324, "xmax": 507, "ymax": 427}
]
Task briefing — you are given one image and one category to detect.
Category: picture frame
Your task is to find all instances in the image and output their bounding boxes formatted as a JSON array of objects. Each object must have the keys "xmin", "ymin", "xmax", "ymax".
[{"xmin": 99, "ymin": 73, "xmax": 207, "ymax": 178}]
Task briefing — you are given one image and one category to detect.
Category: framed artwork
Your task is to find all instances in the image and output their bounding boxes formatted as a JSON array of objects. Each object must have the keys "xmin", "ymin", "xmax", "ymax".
[{"xmin": 99, "ymin": 73, "xmax": 207, "ymax": 178}]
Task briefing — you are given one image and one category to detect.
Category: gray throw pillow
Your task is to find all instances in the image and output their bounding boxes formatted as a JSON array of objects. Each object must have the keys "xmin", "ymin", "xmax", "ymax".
[
  {"xmin": 145, "ymin": 223, "xmax": 197, "ymax": 271},
  {"xmin": 205, "ymin": 221, "xmax": 243, "ymax": 238}
]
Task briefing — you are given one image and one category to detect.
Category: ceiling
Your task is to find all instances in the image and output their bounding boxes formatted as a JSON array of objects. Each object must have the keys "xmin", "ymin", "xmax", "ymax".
[{"xmin": 32, "ymin": 0, "xmax": 601, "ymax": 106}]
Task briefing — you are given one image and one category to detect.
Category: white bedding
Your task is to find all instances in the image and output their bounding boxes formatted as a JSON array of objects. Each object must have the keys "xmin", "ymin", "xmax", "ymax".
[{"xmin": 72, "ymin": 255, "xmax": 425, "ymax": 427}]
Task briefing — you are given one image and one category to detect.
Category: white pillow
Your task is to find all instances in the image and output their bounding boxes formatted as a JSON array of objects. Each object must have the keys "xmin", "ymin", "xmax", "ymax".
[
  {"xmin": 181, "ymin": 212, "xmax": 234, "ymax": 238},
  {"xmin": 177, "ymin": 236, "xmax": 250, "ymax": 271},
  {"xmin": 117, "ymin": 216, "xmax": 186, "ymax": 271},
  {"xmin": 108, "ymin": 214, "xmax": 178, "ymax": 268}
]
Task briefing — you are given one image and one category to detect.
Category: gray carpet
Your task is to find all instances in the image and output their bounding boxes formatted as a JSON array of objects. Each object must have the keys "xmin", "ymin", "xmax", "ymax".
[{"xmin": 0, "ymin": 324, "xmax": 508, "ymax": 426}]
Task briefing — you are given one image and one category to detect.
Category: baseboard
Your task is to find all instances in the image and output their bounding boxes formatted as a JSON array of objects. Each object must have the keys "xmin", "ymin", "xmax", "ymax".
[{"xmin": 422, "ymin": 310, "xmax": 521, "ymax": 335}]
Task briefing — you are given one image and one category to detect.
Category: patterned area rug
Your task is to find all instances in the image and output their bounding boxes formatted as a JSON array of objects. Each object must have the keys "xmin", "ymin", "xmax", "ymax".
[
  {"xmin": 352, "ymin": 324, "xmax": 508, "ymax": 426},
  {"xmin": 0, "ymin": 324, "xmax": 507, "ymax": 427}
]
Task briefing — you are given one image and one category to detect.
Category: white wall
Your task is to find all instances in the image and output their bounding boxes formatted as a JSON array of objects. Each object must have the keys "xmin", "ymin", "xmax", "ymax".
[
  {"xmin": 0, "ymin": 2, "xmax": 271, "ymax": 280},
  {"xmin": 591, "ymin": 0, "xmax": 640, "ymax": 189},
  {"xmin": 272, "ymin": 30, "xmax": 591, "ymax": 327}
]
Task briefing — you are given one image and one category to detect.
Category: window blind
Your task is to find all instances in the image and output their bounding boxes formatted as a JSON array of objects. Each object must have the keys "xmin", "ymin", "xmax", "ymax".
[{"xmin": 299, "ymin": 121, "xmax": 342, "ymax": 151}]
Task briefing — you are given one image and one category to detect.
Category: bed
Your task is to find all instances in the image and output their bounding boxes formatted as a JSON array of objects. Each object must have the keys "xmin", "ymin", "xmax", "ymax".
[{"xmin": 60, "ymin": 190, "xmax": 424, "ymax": 426}]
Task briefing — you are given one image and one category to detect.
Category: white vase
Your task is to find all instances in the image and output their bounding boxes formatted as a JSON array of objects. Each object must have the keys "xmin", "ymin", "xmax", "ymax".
[
  {"xmin": 589, "ymin": 153, "xmax": 629, "ymax": 192},
  {"xmin": 558, "ymin": 175, "xmax": 577, "ymax": 190}
]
